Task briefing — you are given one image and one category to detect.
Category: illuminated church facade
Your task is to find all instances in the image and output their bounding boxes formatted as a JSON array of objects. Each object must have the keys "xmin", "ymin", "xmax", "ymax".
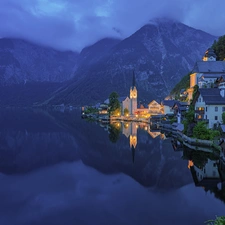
[{"xmin": 121, "ymin": 71, "xmax": 138, "ymax": 115}]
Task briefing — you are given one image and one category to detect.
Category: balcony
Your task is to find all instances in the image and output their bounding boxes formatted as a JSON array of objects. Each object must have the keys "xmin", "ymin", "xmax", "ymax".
[
  {"xmin": 195, "ymin": 109, "xmax": 205, "ymax": 114},
  {"xmin": 195, "ymin": 117, "xmax": 209, "ymax": 123}
]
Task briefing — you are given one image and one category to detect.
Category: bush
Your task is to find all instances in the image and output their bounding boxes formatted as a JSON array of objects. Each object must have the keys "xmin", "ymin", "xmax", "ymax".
[
  {"xmin": 205, "ymin": 216, "xmax": 225, "ymax": 225},
  {"xmin": 193, "ymin": 121, "xmax": 220, "ymax": 140}
]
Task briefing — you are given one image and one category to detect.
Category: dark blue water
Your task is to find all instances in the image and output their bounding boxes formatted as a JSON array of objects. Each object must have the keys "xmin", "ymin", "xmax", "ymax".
[{"xmin": 0, "ymin": 109, "xmax": 224, "ymax": 225}]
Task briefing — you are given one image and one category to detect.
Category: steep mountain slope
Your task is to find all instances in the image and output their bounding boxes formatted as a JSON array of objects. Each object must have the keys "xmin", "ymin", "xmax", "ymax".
[
  {"xmin": 0, "ymin": 38, "xmax": 78, "ymax": 85},
  {"xmin": 47, "ymin": 19, "xmax": 217, "ymax": 106},
  {"xmin": 77, "ymin": 38, "xmax": 121, "ymax": 68}
]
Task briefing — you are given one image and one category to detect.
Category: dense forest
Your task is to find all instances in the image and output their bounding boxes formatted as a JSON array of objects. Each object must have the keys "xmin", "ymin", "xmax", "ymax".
[{"xmin": 212, "ymin": 35, "xmax": 225, "ymax": 60}]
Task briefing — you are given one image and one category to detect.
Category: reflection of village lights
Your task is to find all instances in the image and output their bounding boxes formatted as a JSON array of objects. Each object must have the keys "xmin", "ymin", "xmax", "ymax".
[
  {"xmin": 136, "ymin": 125, "xmax": 138, "ymax": 128},
  {"xmin": 188, "ymin": 160, "xmax": 194, "ymax": 169},
  {"xmin": 125, "ymin": 114, "xmax": 128, "ymax": 117},
  {"xmin": 117, "ymin": 113, "xmax": 120, "ymax": 116},
  {"xmin": 144, "ymin": 126, "xmax": 147, "ymax": 130}
]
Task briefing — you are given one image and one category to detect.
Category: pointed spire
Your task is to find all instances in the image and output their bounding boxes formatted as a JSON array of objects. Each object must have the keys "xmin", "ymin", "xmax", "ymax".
[
  {"xmin": 132, "ymin": 70, "xmax": 136, "ymax": 88},
  {"xmin": 131, "ymin": 145, "xmax": 135, "ymax": 163}
]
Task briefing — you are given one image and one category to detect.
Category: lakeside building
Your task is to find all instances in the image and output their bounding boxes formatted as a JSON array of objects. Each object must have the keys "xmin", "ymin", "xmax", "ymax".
[
  {"xmin": 193, "ymin": 88, "xmax": 225, "ymax": 128},
  {"xmin": 120, "ymin": 72, "xmax": 138, "ymax": 116},
  {"xmin": 187, "ymin": 48, "xmax": 225, "ymax": 101}
]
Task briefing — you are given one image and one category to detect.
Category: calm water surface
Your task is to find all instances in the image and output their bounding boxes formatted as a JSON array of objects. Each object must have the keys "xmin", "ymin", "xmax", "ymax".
[{"xmin": 0, "ymin": 109, "xmax": 224, "ymax": 225}]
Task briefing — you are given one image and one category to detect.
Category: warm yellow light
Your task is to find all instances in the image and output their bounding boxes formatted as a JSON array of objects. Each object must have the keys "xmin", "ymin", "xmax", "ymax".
[
  {"xmin": 188, "ymin": 160, "xmax": 194, "ymax": 169},
  {"xmin": 135, "ymin": 115, "xmax": 138, "ymax": 117}
]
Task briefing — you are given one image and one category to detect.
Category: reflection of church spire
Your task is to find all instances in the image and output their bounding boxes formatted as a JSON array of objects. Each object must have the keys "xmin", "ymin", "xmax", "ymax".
[
  {"xmin": 131, "ymin": 145, "xmax": 135, "ymax": 163},
  {"xmin": 129, "ymin": 135, "xmax": 137, "ymax": 149}
]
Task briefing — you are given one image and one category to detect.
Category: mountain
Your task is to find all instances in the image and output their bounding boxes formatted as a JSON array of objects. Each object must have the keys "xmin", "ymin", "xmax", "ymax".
[
  {"xmin": 45, "ymin": 18, "xmax": 217, "ymax": 106},
  {"xmin": 0, "ymin": 38, "xmax": 79, "ymax": 106},
  {"xmin": 0, "ymin": 38, "xmax": 79, "ymax": 85},
  {"xmin": 0, "ymin": 19, "xmax": 217, "ymax": 106}
]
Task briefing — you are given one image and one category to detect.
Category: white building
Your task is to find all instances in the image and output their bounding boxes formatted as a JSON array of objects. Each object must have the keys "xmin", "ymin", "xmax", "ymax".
[
  {"xmin": 194, "ymin": 86, "xmax": 225, "ymax": 128},
  {"xmin": 187, "ymin": 48, "xmax": 225, "ymax": 101},
  {"xmin": 161, "ymin": 100, "xmax": 178, "ymax": 115}
]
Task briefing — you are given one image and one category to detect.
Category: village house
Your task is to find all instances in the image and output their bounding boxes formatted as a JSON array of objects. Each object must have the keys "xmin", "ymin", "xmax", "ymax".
[
  {"xmin": 172, "ymin": 101, "xmax": 189, "ymax": 123},
  {"xmin": 193, "ymin": 87, "xmax": 225, "ymax": 128},
  {"xmin": 148, "ymin": 100, "xmax": 163, "ymax": 114},
  {"xmin": 187, "ymin": 48, "xmax": 225, "ymax": 101},
  {"xmin": 161, "ymin": 100, "xmax": 178, "ymax": 115}
]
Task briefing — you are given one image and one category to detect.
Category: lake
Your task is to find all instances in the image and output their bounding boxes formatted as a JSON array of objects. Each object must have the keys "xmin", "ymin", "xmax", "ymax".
[{"xmin": 0, "ymin": 108, "xmax": 224, "ymax": 225}]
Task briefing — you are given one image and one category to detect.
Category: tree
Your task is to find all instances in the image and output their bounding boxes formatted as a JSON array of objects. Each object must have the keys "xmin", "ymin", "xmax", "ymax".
[
  {"xmin": 193, "ymin": 121, "xmax": 210, "ymax": 140},
  {"xmin": 170, "ymin": 72, "xmax": 191, "ymax": 98},
  {"xmin": 212, "ymin": 35, "xmax": 225, "ymax": 60},
  {"xmin": 108, "ymin": 92, "xmax": 121, "ymax": 116},
  {"xmin": 108, "ymin": 123, "xmax": 121, "ymax": 143},
  {"xmin": 193, "ymin": 121, "xmax": 220, "ymax": 140},
  {"xmin": 124, "ymin": 108, "xmax": 129, "ymax": 116}
]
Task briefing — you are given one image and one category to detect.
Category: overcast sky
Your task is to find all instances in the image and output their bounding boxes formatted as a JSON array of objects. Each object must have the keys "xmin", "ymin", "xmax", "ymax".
[{"xmin": 0, "ymin": 0, "xmax": 225, "ymax": 52}]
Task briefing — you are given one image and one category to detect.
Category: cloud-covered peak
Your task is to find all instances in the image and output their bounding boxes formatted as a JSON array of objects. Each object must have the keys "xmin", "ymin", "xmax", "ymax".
[{"xmin": 0, "ymin": 0, "xmax": 224, "ymax": 51}]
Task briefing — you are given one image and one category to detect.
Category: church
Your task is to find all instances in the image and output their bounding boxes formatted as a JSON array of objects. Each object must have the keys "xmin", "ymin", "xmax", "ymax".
[
  {"xmin": 121, "ymin": 71, "xmax": 138, "ymax": 116},
  {"xmin": 120, "ymin": 71, "xmax": 162, "ymax": 116}
]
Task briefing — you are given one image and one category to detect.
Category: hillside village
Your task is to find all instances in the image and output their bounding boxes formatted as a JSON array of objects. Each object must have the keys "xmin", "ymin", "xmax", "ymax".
[
  {"xmin": 83, "ymin": 47, "xmax": 225, "ymax": 128},
  {"xmin": 82, "ymin": 46, "xmax": 225, "ymax": 158}
]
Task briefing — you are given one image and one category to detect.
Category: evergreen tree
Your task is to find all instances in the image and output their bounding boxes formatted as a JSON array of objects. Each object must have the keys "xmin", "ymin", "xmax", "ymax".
[
  {"xmin": 108, "ymin": 92, "xmax": 121, "ymax": 116},
  {"xmin": 212, "ymin": 35, "xmax": 225, "ymax": 60}
]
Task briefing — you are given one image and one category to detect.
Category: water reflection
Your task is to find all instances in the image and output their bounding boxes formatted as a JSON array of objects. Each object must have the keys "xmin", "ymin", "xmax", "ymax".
[
  {"xmin": 0, "ymin": 109, "xmax": 225, "ymax": 225},
  {"xmin": 97, "ymin": 120, "xmax": 225, "ymax": 203},
  {"xmin": 184, "ymin": 147, "xmax": 225, "ymax": 204}
]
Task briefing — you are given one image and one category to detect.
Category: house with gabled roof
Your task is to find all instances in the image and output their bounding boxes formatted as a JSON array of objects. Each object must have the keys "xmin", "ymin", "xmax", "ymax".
[
  {"xmin": 148, "ymin": 100, "xmax": 163, "ymax": 114},
  {"xmin": 193, "ymin": 87, "xmax": 225, "ymax": 128},
  {"xmin": 161, "ymin": 99, "xmax": 178, "ymax": 115},
  {"xmin": 187, "ymin": 48, "xmax": 225, "ymax": 101},
  {"xmin": 172, "ymin": 101, "xmax": 189, "ymax": 122},
  {"xmin": 198, "ymin": 74, "xmax": 222, "ymax": 88}
]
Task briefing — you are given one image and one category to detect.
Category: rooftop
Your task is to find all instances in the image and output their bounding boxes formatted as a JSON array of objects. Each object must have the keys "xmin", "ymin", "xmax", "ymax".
[
  {"xmin": 199, "ymin": 88, "xmax": 225, "ymax": 105},
  {"xmin": 192, "ymin": 61, "xmax": 225, "ymax": 73}
]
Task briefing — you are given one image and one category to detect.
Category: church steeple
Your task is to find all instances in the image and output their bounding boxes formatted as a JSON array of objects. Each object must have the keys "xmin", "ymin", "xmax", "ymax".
[
  {"xmin": 130, "ymin": 71, "xmax": 137, "ymax": 115},
  {"xmin": 132, "ymin": 70, "xmax": 136, "ymax": 88}
]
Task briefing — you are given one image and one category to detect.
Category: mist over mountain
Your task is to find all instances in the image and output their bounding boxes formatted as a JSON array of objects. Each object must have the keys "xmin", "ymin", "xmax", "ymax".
[
  {"xmin": 45, "ymin": 18, "xmax": 217, "ymax": 106},
  {"xmin": 0, "ymin": 18, "xmax": 217, "ymax": 106},
  {"xmin": 0, "ymin": 38, "xmax": 79, "ymax": 85}
]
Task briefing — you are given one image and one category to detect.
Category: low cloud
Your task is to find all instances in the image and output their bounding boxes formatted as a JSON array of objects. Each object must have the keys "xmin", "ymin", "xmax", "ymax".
[{"xmin": 0, "ymin": 0, "xmax": 224, "ymax": 51}]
